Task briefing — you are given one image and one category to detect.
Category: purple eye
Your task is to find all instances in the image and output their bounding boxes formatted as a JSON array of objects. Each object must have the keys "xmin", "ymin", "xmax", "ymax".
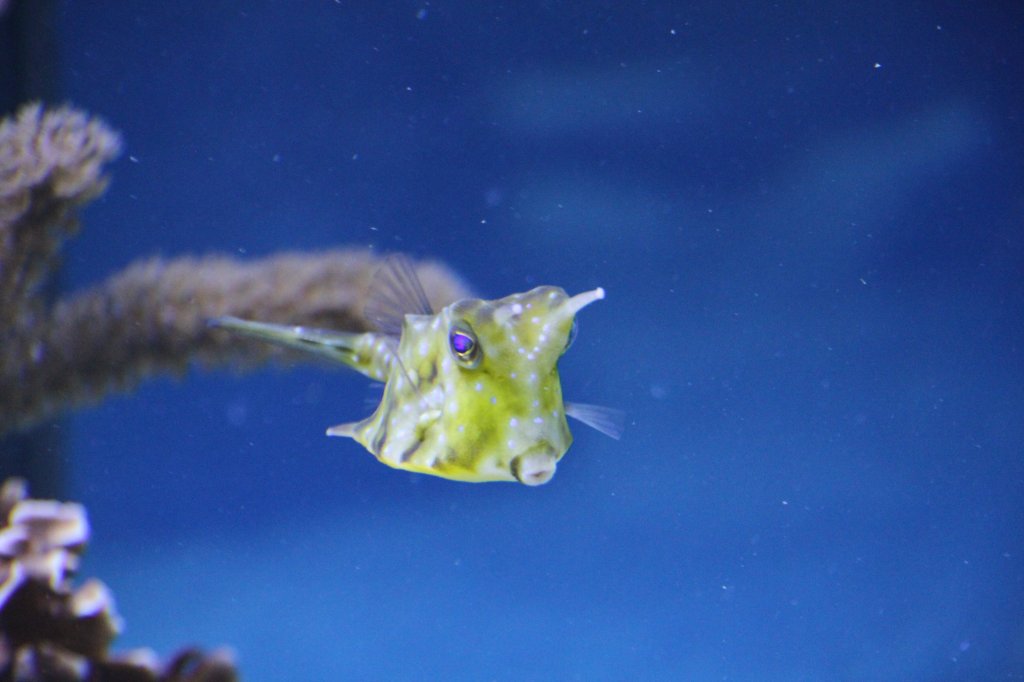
[
  {"xmin": 451, "ymin": 331, "xmax": 473, "ymax": 354},
  {"xmin": 449, "ymin": 323, "xmax": 481, "ymax": 366}
]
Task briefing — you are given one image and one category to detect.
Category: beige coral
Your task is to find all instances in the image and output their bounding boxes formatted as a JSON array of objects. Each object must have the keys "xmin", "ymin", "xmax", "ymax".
[
  {"xmin": 0, "ymin": 103, "xmax": 121, "ymax": 325},
  {"xmin": 0, "ymin": 100, "xmax": 476, "ymax": 679},
  {"xmin": 0, "ymin": 478, "xmax": 237, "ymax": 681},
  {"xmin": 0, "ymin": 103, "xmax": 471, "ymax": 434}
]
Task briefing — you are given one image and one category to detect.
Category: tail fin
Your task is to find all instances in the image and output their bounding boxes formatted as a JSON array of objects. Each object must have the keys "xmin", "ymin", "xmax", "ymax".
[{"xmin": 209, "ymin": 316, "xmax": 363, "ymax": 367}]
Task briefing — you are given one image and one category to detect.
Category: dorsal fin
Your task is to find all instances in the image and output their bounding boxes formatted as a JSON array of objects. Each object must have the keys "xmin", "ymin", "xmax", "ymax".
[{"xmin": 363, "ymin": 253, "xmax": 434, "ymax": 336}]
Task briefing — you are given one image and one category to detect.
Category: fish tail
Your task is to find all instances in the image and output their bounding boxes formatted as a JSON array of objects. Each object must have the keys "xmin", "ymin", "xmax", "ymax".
[{"xmin": 209, "ymin": 316, "xmax": 365, "ymax": 368}]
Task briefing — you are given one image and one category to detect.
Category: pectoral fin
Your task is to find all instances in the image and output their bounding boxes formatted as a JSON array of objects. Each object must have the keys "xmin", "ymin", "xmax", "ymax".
[
  {"xmin": 326, "ymin": 422, "xmax": 358, "ymax": 438},
  {"xmin": 566, "ymin": 402, "xmax": 626, "ymax": 440}
]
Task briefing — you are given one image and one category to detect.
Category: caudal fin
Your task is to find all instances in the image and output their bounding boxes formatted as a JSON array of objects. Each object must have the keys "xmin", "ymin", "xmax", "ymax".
[{"xmin": 209, "ymin": 316, "xmax": 362, "ymax": 366}]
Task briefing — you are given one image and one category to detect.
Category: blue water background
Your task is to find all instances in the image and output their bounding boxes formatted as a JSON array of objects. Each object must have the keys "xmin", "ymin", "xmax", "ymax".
[{"xmin": 53, "ymin": 3, "xmax": 1022, "ymax": 680}]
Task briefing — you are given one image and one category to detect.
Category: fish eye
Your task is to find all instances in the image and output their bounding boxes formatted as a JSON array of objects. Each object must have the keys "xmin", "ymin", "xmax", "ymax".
[
  {"xmin": 449, "ymin": 322, "xmax": 481, "ymax": 367},
  {"xmin": 563, "ymin": 319, "xmax": 578, "ymax": 354}
]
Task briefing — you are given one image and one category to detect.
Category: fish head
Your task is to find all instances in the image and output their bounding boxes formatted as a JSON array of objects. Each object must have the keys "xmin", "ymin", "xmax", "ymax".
[{"xmin": 421, "ymin": 285, "xmax": 604, "ymax": 485}]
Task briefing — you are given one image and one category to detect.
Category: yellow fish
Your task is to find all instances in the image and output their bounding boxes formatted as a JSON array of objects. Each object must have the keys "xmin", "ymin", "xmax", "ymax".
[{"xmin": 210, "ymin": 256, "xmax": 622, "ymax": 485}]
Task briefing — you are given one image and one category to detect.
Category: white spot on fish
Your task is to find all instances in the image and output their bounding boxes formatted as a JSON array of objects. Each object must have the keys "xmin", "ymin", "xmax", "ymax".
[
  {"xmin": 529, "ymin": 372, "xmax": 537, "ymax": 382},
  {"xmin": 457, "ymin": 424, "xmax": 465, "ymax": 432},
  {"xmin": 509, "ymin": 417, "xmax": 519, "ymax": 427},
  {"xmin": 507, "ymin": 439, "xmax": 515, "ymax": 449},
  {"xmin": 548, "ymin": 292, "xmax": 558, "ymax": 300},
  {"xmin": 532, "ymin": 399, "xmax": 540, "ymax": 407},
  {"xmin": 419, "ymin": 340, "xmax": 428, "ymax": 356},
  {"xmin": 533, "ymin": 416, "xmax": 544, "ymax": 424},
  {"xmin": 531, "ymin": 316, "xmax": 540, "ymax": 324},
  {"xmin": 474, "ymin": 382, "xmax": 483, "ymax": 392},
  {"xmin": 518, "ymin": 347, "xmax": 525, "ymax": 355},
  {"xmin": 538, "ymin": 334, "xmax": 547, "ymax": 343},
  {"xmin": 510, "ymin": 372, "xmax": 517, "ymax": 379},
  {"xmin": 511, "ymin": 303, "xmax": 523, "ymax": 315},
  {"xmin": 526, "ymin": 353, "xmax": 535, "ymax": 361},
  {"xmin": 490, "ymin": 396, "xmax": 497, "ymax": 404}
]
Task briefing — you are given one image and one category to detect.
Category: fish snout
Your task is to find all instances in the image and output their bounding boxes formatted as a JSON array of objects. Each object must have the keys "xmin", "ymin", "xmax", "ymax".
[{"xmin": 510, "ymin": 452, "xmax": 557, "ymax": 486}]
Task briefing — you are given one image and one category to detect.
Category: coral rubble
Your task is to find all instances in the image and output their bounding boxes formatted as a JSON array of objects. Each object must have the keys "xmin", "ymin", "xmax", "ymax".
[{"xmin": 0, "ymin": 478, "xmax": 238, "ymax": 681}]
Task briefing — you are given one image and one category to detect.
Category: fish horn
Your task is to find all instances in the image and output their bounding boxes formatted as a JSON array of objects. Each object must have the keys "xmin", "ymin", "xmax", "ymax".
[{"xmin": 563, "ymin": 287, "xmax": 605, "ymax": 316}]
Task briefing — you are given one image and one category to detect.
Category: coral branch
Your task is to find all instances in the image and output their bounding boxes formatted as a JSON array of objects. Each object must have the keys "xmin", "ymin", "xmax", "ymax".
[
  {"xmin": 0, "ymin": 104, "xmax": 121, "ymax": 332},
  {"xmin": 0, "ymin": 103, "xmax": 472, "ymax": 434},
  {"xmin": 3, "ymin": 249, "xmax": 468, "ymax": 432}
]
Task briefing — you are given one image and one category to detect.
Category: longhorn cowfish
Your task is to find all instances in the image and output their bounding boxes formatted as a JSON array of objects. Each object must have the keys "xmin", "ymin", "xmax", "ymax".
[{"xmin": 210, "ymin": 256, "xmax": 622, "ymax": 485}]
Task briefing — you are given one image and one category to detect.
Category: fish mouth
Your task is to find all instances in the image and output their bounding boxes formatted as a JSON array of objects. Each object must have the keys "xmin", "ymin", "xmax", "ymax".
[{"xmin": 510, "ymin": 452, "xmax": 557, "ymax": 486}]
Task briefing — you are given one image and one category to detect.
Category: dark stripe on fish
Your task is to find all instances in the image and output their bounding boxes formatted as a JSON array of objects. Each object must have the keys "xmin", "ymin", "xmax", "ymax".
[
  {"xmin": 371, "ymin": 421, "xmax": 388, "ymax": 456},
  {"xmin": 399, "ymin": 439, "xmax": 422, "ymax": 463},
  {"xmin": 422, "ymin": 362, "xmax": 437, "ymax": 384}
]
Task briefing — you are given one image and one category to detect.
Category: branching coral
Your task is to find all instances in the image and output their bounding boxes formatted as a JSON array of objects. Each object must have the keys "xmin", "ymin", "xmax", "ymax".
[
  {"xmin": 0, "ymin": 103, "xmax": 120, "ymax": 337},
  {"xmin": 0, "ymin": 102, "xmax": 476, "ymax": 678},
  {"xmin": 0, "ymin": 103, "xmax": 471, "ymax": 435},
  {"xmin": 0, "ymin": 477, "xmax": 238, "ymax": 681}
]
